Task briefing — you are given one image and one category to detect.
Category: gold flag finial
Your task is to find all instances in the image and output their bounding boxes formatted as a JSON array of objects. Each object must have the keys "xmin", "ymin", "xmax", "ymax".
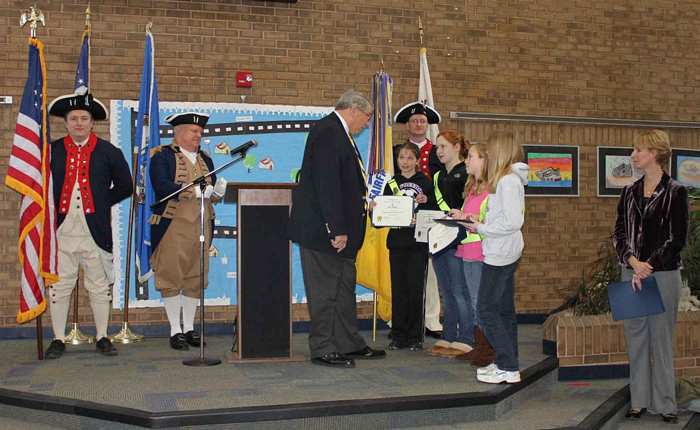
[
  {"xmin": 20, "ymin": 5, "xmax": 45, "ymax": 38},
  {"xmin": 84, "ymin": 5, "xmax": 91, "ymax": 30},
  {"xmin": 418, "ymin": 16, "xmax": 424, "ymax": 46},
  {"xmin": 146, "ymin": 21, "xmax": 153, "ymax": 33}
]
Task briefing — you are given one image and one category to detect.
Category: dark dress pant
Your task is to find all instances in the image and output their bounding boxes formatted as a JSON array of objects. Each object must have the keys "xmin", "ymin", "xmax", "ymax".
[{"xmin": 300, "ymin": 246, "xmax": 367, "ymax": 358}]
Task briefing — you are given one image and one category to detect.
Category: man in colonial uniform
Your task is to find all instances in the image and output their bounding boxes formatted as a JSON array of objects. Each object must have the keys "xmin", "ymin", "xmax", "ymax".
[
  {"xmin": 45, "ymin": 92, "xmax": 133, "ymax": 359},
  {"xmin": 149, "ymin": 112, "xmax": 226, "ymax": 351},
  {"xmin": 394, "ymin": 102, "xmax": 442, "ymax": 179},
  {"xmin": 394, "ymin": 101, "xmax": 444, "ymax": 339}
]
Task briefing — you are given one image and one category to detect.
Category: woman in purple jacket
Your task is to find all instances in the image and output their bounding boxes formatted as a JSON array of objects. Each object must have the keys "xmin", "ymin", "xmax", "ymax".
[{"xmin": 613, "ymin": 129, "xmax": 688, "ymax": 424}]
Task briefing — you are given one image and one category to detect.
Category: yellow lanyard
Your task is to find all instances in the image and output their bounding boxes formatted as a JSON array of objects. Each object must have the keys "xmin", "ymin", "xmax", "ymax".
[{"xmin": 348, "ymin": 133, "xmax": 368, "ymax": 187}]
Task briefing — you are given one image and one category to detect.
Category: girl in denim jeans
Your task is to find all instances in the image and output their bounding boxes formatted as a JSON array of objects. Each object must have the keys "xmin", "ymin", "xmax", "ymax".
[
  {"xmin": 464, "ymin": 132, "xmax": 528, "ymax": 384},
  {"xmin": 428, "ymin": 130, "xmax": 473, "ymax": 358},
  {"xmin": 449, "ymin": 143, "xmax": 495, "ymax": 366}
]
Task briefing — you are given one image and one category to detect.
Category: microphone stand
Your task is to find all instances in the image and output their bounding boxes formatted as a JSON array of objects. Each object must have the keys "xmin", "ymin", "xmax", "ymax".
[{"xmin": 152, "ymin": 149, "xmax": 249, "ymax": 367}]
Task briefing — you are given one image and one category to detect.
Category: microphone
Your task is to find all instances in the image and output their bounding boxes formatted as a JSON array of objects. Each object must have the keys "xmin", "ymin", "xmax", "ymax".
[{"xmin": 229, "ymin": 140, "xmax": 257, "ymax": 156}]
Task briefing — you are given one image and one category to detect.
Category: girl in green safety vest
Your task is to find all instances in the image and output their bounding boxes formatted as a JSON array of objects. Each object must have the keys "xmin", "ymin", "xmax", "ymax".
[
  {"xmin": 428, "ymin": 130, "xmax": 475, "ymax": 359},
  {"xmin": 448, "ymin": 143, "xmax": 496, "ymax": 366}
]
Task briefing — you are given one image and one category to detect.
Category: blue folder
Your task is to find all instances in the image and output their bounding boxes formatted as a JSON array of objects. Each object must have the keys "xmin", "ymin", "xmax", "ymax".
[{"xmin": 607, "ymin": 276, "xmax": 665, "ymax": 321}]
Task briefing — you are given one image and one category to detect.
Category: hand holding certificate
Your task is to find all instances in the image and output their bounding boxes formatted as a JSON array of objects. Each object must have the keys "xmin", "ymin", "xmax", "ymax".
[
  {"xmin": 414, "ymin": 210, "xmax": 445, "ymax": 242},
  {"xmin": 371, "ymin": 195, "xmax": 414, "ymax": 227}
]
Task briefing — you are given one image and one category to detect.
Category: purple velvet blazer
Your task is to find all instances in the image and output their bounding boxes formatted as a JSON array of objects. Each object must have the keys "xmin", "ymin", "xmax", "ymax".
[{"xmin": 613, "ymin": 173, "xmax": 689, "ymax": 271}]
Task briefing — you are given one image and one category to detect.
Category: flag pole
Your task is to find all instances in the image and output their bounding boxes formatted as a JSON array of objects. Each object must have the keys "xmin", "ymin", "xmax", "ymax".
[
  {"xmin": 110, "ymin": 114, "xmax": 144, "ymax": 343},
  {"xmin": 111, "ymin": 22, "xmax": 155, "ymax": 344},
  {"xmin": 36, "ymin": 316, "xmax": 44, "ymax": 360},
  {"xmin": 418, "ymin": 16, "xmax": 424, "ymax": 47},
  {"xmin": 19, "ymin": 5, "xmax": 47, "ymax": 360},
  {"xmin": 85, "ymin": 5, "xmax": 91, "ymax": 90},
  {"xmin": 64, "ymin": 5, "xmax": 95, "ymax": 346}
]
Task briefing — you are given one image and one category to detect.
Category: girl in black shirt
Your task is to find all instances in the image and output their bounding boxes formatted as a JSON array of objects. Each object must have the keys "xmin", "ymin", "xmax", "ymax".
[{"xmin": 384, "ymin": 142, "xmax": 434, "ymax": 350}]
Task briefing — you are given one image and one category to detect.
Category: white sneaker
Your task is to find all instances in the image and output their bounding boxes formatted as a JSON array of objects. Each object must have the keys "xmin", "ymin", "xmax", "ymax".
[
  {"xmin": 476, "ymin": 363, "xmax": 497, "ymax": 375},
  {"xmin": 477, "ymin": 367, "xmax": 521, "ymax": 384}
]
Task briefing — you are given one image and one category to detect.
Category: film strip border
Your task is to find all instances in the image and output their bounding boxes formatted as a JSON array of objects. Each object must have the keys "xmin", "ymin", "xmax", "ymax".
[
  {"xmin": 213, "ymin": 226, "xmax": 237, "ymax": 239},
  {"xmin": 128, "ymin": 110, "xmax": 317, "ymax": 138},
  {"xmin": 160, "ymin": 119, "xmax": 318, "ymax": 138}
]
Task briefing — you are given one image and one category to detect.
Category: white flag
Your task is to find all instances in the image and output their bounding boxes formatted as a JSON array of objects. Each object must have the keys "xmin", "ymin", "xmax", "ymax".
[{"xmin": 418, "ymin": 46, "xmax": 439, "ymax": 142}]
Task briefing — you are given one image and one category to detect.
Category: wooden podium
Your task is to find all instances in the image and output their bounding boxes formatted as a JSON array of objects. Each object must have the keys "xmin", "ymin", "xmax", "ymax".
[{"xmin": 225, "ymin": 183, "xmax": 296, "ymax": 361}]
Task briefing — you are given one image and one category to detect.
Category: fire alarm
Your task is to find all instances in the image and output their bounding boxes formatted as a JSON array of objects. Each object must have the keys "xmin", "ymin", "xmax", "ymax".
[{"xmin": 236, "ymin": 71, "xmax": 254, "ymax": 88}]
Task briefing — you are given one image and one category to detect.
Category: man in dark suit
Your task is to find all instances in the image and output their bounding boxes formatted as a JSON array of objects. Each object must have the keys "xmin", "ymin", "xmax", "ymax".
[{"xmin": 289, "ymin": 90, "xmax": 386, "ymax": 368}]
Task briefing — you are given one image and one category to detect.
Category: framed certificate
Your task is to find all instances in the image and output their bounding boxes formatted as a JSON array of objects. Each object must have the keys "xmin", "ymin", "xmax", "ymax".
[{"xmin": 371, "ymin": 195, "xmax": 414, "ymax": 227}]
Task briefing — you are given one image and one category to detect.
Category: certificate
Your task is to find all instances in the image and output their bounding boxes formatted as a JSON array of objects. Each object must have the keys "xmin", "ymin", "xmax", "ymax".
[
  {"xmin": 371, "ymin": 195, "xmax": 414, "ymax": 227},
  {"xmin": 414, "ymin": 210, "xmax": 445, "ymax": 242}
]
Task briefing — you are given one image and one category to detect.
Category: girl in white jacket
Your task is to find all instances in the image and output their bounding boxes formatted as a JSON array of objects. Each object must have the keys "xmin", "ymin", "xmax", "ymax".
[{"xmin": 464, "ymin": 131, "xmax": 528, "ymax": 384}]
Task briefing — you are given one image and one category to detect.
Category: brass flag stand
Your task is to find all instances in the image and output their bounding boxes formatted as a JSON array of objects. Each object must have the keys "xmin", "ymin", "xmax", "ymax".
[
  {"xmin": 64, "ymin": 280, "xmax": 94, "ymax": 344},
  {"xmin": 109, "ymin": 140, "xmax": 144, "ymax": 344},
  {"xmin": 63, "ymin": 6, "xmax": 96, "ymax": 346}
]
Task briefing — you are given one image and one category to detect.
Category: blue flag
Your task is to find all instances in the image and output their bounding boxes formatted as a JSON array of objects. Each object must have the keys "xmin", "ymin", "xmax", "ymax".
[
  {"xmin": 134, "ymin": 29, "xmax": 160, "ymax": 286},
  {"xmin": 74, "ymin": 29, "xmax": 89, "ymax": 94}
]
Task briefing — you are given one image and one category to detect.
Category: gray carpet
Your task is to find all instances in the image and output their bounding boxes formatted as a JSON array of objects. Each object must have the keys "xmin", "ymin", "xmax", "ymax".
[{"xmin": 0, "ymin": 326, "xmax": 546, "ymax": 412}]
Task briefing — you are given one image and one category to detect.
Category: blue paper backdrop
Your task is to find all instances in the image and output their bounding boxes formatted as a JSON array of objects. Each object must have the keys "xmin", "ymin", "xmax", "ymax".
[{"xmin": 109, "ymin": 101, "xmax": 374, "ymax": 308}]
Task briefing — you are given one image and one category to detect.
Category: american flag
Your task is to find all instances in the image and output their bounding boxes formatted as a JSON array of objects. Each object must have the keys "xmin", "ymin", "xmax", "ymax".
[
  {"xmin": 4, "ymin": 38, "xmax": 58, "ymax": 324},
  {"xmin": 74, "ymin": 27, "xmax": 89, "ymax": 94}
]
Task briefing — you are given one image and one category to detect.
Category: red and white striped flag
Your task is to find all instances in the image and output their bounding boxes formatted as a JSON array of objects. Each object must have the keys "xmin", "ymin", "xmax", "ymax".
[{"xmin": 5, "ymin": 38, "xmax": 58, "ymax": 324}]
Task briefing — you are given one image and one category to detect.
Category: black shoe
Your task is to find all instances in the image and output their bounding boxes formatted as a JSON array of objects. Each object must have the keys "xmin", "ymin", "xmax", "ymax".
[
  {"xmin": 408, "ymin": 342, "xmax": 423, "ymax": 351},
  {"xmin": 625, "ymin": 408, "xmax": 646, "ymax": 419},
  {"xmin": 345, "ymin": 346, "xmax": 386, "ymax": 360},
  {"xmin": 170, "ymin": 333, "xmax": 189, "ymax": 350},
  {"xmin": 184, "ymin": 330, "xmax": 203, "ymax": 347},
  {"xmin": 425, "ymin": 328, "xmax": 442, "ymax": 339},
  {"xmin": 661, "ymin": 413, "xmax": 678, "ymax": 424},
  {"xmin": 45, "ymin": 339, "xmax": 65, "ymax": 359},
  {"xmin": 388, "ymin": 341, "xmax": 406, "ymax": 350},
  {"xmin": 96, "ymin": 337, "xmax": 118, "ymax": 356},
  {"xmin": 311, "ymin": 352, "xmax": 355, "ymax": 368}
]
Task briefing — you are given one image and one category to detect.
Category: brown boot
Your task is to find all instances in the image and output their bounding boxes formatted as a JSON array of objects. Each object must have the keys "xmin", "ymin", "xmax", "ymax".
[
  {"xmin": 469, "ymin": 327, "xmax": 496, "ymax": 367},
  {"xmin": 456, "ymin": 327, "xmax": 483, "ymax": 361}
]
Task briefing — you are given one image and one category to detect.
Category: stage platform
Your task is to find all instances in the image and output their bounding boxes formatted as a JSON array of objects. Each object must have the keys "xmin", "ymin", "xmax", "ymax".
[{"xmin": 0, "ymin": 325, "xmax": 694, "ymax": 429}]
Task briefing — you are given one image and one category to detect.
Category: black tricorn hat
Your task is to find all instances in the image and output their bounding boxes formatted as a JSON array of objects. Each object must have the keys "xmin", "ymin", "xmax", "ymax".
[
  {"xmin": 165, "ymin": 112, "xmax": 209, "ymax": 127},
  {"xmin": 48, "ymin": 93, "xmax": 108, "ymax": 121},
  {"xmin": 394, "ymin": 101, "xmax": 441, "ymax": 124}
]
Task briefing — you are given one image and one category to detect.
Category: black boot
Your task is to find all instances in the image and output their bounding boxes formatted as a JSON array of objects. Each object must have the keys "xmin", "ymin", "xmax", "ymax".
[
  {"xmin": 170, "ymin": 333, "xmax": 189, "ymax": 350},
  {"xmin": 45, "ymin": 339, "xmax": 65, "ymax": 359}
]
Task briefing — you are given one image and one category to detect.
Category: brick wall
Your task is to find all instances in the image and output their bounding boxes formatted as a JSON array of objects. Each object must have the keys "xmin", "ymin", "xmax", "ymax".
[
  {"xmin": 1, "ymin": 0, "xmax": 700, "ymax": 330},
  {"xmin": 549, "ymin": 311, "xmax": 700, "ymax": 383}
]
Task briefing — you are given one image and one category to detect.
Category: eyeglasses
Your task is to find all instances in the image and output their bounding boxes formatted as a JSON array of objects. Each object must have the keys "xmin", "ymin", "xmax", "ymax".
[{"xmin": 357, "ymin": 108, "xmax": 372, "ymax": 120}]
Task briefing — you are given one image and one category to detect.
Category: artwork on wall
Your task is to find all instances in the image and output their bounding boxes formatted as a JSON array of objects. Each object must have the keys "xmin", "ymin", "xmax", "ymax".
[
  {"xmin": 522, "ymin": 145, "xmax": 579, "ymax": 196},
  {"xmin": 597, "ymin": 146, "xmax": 643, "ymax": 197},
  {"xmin": 671, "ymin": 148, "xmax": 700, "ymax": 198}
]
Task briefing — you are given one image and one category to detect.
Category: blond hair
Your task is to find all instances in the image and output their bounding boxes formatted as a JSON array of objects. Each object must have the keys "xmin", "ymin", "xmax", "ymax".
[
  {"xmin": 634, "ymin": 129, "xmax": 671, "ymax": 171},
  {"xmin": 464, "ymin": 143, "xmax": 489, "ymax": 196},
  {"xmin": 485, "ymin": 131, "xmax": 523, "ymax": 192}
]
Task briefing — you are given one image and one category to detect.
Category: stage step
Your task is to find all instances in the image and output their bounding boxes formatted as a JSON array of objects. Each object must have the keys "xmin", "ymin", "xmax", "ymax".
[{"xmin": 0, "ymin": 357, "xmax": 557, "ymax": 429}]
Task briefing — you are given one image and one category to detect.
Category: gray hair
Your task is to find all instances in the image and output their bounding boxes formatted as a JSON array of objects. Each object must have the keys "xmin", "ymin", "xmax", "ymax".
[{"xmin": 335, "ymin": 89, "xmax": 372, "ymax": 112}]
